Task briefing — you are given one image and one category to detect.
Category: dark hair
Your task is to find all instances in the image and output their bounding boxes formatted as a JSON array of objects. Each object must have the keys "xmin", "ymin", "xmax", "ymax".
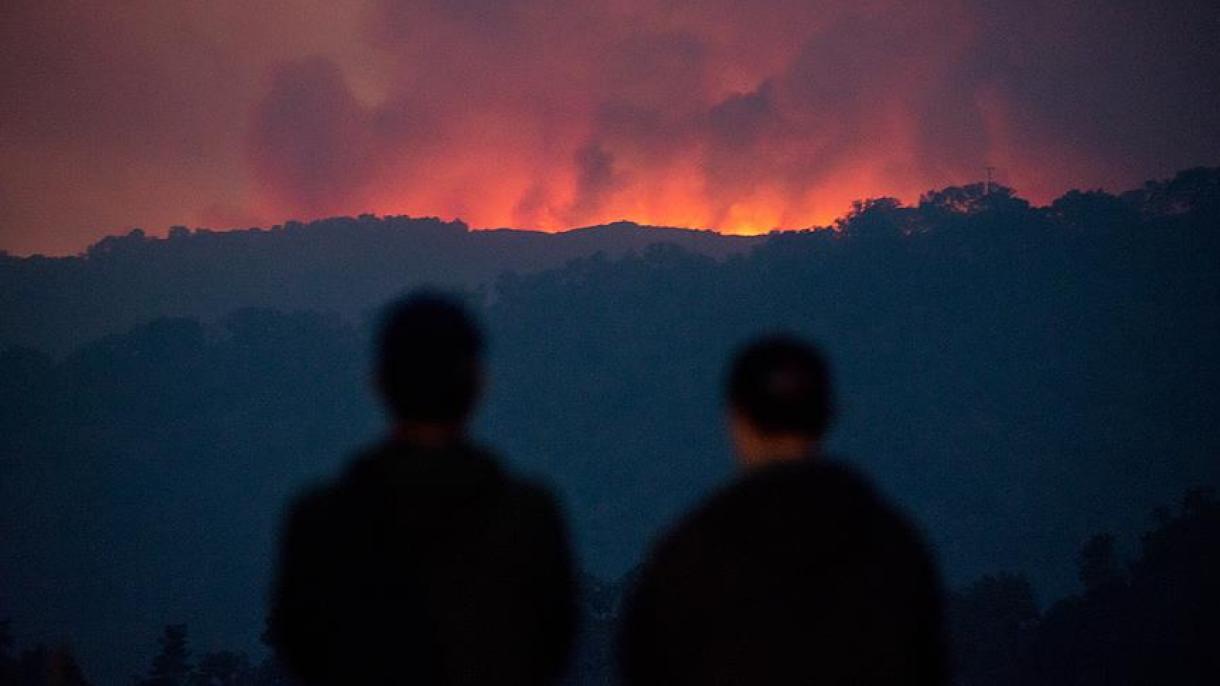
[
  {"xmin": 727, "ymin": 335, "xmax": 834, "ymax": 438},
  {"xmin": 376, "ymin": 292, "xmax": 484, "ymax": 422}
]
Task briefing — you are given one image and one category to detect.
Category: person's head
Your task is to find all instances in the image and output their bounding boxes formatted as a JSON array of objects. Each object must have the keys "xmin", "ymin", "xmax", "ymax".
[
  {"xmin": 726, "ymin": 335, "xmax": 834, "ymax": 467},
  {"xmin": 376, "ymin": 292, "xmax": 484, "ymax": 440}
]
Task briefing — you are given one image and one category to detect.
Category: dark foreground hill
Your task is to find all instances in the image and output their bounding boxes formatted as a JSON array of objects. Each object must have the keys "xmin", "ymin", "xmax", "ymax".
[{"xmin": 1, "ymin": 168, "xmax": 1218, "ymax": 683}]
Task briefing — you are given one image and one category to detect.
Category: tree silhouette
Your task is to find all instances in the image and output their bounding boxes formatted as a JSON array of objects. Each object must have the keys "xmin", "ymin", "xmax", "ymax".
[
  {"xmin": 0, "ymin": 620, "xmax": 15, "ymax": 684},
  {"xmin": 1048, "ymin": 190, "xmax": 1139, "ymax": 232},
  {"xmin": 1124, "ymin": 167, "xmax": 1220, "ymax": 218},
  {"xmin": 187, "ymin": 651, "xmax": 253, "ymax": 686},
  {"xmin": 949, "ymin": 488, "xmax": 1219, "ymax": 685},
  {"xmin": 836, "ymin": 197, "xmax": 913, "ymax": 239},
  {"xmin": 1077, "ymin": 534, "xmax": 1122, "ymax": 593},
  {"xmin": 948, "ymin": 573, "xmax": 1038, "ymax": 686},
  {"xmin": 0, "ymin": 620, "xmax": 92, "ymax": 686},
  {"xmin": 1028, "ymin": 489, "xmax": 1219, "ymax": 684},
  {"xmin": 138, "ymin": 624, "xmax": 191, "ymax": 686},
  {"xmin": 918, "ymin": 182, "xmax": 1028, "ymax": 217}
]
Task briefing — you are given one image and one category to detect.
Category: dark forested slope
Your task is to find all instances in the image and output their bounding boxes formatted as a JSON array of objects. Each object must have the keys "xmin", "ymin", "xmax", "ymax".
[{"xmin": 0, "ymin": 218, "xmax": 760, "ymax": 355}]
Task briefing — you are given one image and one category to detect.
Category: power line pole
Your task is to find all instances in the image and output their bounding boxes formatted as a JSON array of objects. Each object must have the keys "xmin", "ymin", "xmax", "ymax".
[{"xmin": 985, "ymin": 166, "xmax": 996, "ymax": 195}]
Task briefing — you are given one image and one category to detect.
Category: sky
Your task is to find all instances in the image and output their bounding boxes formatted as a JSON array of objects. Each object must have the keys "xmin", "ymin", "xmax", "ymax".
[{"xmin": 1, "ymin": 0, "xmax": 1217, "ymax": 255}]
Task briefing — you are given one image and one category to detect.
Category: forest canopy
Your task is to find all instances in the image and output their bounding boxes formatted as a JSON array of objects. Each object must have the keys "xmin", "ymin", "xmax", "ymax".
[{"xmin": 1, "ymin": 167, "xmax": 1218, "ymax": 683}]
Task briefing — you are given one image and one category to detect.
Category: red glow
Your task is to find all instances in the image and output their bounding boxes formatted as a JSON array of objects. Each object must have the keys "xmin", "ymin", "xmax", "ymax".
[{"xmin": 2, "ymin": 1, "xmax": 1217, "ymax": 254}]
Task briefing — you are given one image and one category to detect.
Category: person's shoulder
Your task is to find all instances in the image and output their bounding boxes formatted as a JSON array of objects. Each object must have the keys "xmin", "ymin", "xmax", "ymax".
[
  {"xmin": 283, "ymin": 476, "xmax": 343, "ymax": 522},
  {"xmin": 643, "ymin": 474, "xmax": 750, "ymax": 573},
  {"xmin": 682, "ymin": 457, "xmax": 865, "ymax": 521},
  {"xmin": 653, "ymin": 459, "xmax": 889, "ymax": 557},
  {"xmin": 792, "ymin": 459, "xmax": 938, "ymax": 569},
  {"xmin": 745, "ymin": 456, "xmax": 873, "ymax": 492},
  {"xmin": 471, "ymin": 461, "xmax": 572, "ymax": 571},
  {"xmin": 498, "ymin": 469, "xmax": 566, "ymax": 524},
  {"xmin": 281, "ymin": 444, "xmax": 389, "ymax": 527},
  {"xmin": 769, "ymin": 458, "xmax": 921, "ymax": 527},
  {"xmin": 724, "ymin": 457, "xmax": 885, "ymax": 516},
  {"xmin": 435, "ymin": 441, "xmax": 565, "ymax": 524}
]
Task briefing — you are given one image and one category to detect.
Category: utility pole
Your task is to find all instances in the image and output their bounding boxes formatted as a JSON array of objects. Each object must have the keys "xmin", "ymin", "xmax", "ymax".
[{"xmin": 985, "ymin": 166, "xmax": 996, "ymax": 195}]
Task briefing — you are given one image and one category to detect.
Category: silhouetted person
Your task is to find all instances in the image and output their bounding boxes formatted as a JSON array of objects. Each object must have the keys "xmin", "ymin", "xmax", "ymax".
[
  {"xmin": 268, "ymin": 293, "xmax": 576, "ymax": 685},
  {"xmin": 617, "ymin": 336, "xmax": 947, "ymax": 685}
]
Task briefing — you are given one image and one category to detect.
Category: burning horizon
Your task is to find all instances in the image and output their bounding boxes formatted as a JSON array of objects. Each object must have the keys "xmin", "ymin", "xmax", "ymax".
[{"xmin": 2, "ymin": 0, "xmax": 1218, "ymax": 255}]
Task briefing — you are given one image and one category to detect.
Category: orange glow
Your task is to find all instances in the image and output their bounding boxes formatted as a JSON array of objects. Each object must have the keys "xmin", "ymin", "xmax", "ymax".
[
  {"xmin": 4, "ymin": 0, "xmax": 1213, "ymax": 255},
  {"xmin": 360, "ymin": 162, "xmax": 868, "ymax": 235},
  {"xmin": 299, "ymin": 117, "xmax": 934, "ymax": 236}
]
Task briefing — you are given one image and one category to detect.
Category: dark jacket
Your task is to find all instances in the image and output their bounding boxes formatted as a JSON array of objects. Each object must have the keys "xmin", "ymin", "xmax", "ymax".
[
  {"xmin": 268, "ymin": 439, "xmax": 576, "ymax": 685},
  {"xmin": 618, "ymin": 458, "xmax": 947, "ymax": 685}
]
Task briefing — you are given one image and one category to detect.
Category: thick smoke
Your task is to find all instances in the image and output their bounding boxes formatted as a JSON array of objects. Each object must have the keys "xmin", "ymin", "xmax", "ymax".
[{"xmin": 1, "ymin": 0, "xmax": 1218, "ymax": 253}]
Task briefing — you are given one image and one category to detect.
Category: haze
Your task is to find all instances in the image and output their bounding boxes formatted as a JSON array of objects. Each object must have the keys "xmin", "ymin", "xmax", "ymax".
[{"xmin": 3, "ymin": 0, "xmax": 1218, "ymax": 255}]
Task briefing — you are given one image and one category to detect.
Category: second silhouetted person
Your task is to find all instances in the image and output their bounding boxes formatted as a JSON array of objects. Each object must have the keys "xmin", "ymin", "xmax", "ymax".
[{"xmin": 618, "ymin": 335, "xmax": 947, "ymax": 685}]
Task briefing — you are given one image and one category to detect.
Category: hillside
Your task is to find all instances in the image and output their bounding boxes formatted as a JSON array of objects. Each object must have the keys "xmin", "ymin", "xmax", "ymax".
[
  {"xmin": 0, "ymin": 219, "xmax": 762, "ymax": 355},
  {"xmin": 1, "ymin": 168, "xmax": 1218, "ymax": 682}
]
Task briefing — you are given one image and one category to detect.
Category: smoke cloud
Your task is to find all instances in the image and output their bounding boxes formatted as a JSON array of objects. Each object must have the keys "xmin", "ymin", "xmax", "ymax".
[{"xmin": 2, "ymin": 0, "xmax": 1217, "ymax": 254}]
